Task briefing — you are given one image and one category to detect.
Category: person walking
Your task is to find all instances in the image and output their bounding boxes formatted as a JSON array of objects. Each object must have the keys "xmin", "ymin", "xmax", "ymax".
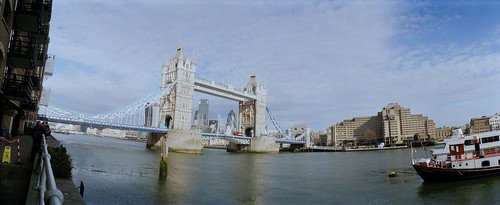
[{"xmin": 30, "ymin": 121, "xmax": 43, "ymax": 163}]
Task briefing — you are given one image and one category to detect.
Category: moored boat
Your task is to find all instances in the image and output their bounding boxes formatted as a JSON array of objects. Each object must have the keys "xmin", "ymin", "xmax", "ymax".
[{"xmin": 412, "ymin": 129, "xmax": 500, "ymax": 182}]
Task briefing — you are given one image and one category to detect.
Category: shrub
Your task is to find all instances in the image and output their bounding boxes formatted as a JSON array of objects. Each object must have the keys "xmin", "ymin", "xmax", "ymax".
[{"xmin": 47, "ymin": 145, "xmax": 73, "ymax": 178}]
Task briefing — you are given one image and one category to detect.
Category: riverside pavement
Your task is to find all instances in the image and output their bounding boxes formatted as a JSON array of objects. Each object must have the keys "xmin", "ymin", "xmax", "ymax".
[{"xmin": 0, "ymin": 134, "xmax": 85, "ymax": 204}]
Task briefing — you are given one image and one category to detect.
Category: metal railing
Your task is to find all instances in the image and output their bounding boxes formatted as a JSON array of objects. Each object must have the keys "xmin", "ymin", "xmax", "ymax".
[{"xmin": 33, "ymin": 134, "xmax": 64, "ymax": 205}]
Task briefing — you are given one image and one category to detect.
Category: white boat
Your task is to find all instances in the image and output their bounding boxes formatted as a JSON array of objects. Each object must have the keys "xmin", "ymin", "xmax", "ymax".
[{"xmin": 412, "ymin": 129, "xmax": 500, "ymax": 182}]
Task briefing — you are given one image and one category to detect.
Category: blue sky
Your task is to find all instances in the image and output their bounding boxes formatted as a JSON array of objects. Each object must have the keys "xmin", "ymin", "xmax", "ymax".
[{"xmin": 44, "ymin": 0, "xmax": 500, "ymax": 131}]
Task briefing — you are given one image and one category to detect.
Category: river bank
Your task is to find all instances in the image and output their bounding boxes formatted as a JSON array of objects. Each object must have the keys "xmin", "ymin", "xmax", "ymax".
[{"xmin": 0, "ymin": 134, "xmax": 86, "ymax": 204}]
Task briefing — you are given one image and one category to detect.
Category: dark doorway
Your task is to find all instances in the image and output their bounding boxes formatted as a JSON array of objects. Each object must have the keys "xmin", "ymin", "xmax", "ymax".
[
  {"xmin": 245, "ymin": 127, "xmax": 253, "ymax": 137},
  {"xmin": 165, "ymin": 115, "xmax": 172, "ymax": 128}
]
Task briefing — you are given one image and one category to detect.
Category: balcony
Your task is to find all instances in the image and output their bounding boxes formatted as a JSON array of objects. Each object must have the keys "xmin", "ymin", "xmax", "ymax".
[
  {"xmin": 21, "ymin": 96, "xmax": 38, "ymax": 111},
  {"xmin": 2, "ymin": 73, "xmax": 34, "ymax": 102},
  {"xmin": 7, "ymin": 32, "xmax": 38, "ymax": 69},
  {"xmin": 33, "ymin": 23, "xmax": 49, "ymax": 43},
  {"xmin": 41, "ymin": 0, "xmax": 53, "ymax": 23},
  {"xmin": 27, "ymin": 70, "xmax": 42, "ymax": 91},
  {"xmin": 13, "ymin": 1, "xmax": 42, "ymax": 33}
]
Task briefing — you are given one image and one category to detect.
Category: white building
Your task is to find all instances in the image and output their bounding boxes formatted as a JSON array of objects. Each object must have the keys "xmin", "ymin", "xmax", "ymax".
[{"xmin": 490, "ymin": 113, "xmax": 500, "ymax": 131}]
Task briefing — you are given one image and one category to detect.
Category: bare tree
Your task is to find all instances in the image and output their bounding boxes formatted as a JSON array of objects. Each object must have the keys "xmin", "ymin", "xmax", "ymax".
[{"xmin": 364, "ymin": 129, "xmax": 376, "ymax": 146}]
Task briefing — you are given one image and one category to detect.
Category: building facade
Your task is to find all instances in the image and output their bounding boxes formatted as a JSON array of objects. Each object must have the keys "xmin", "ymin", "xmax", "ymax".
[
  {"xmin": 470, "ymin": 116, "xmax": 491, "ymax": 134},
  {"xmin": 327, "ymin": 103, "xmax": 435, "ymax": 146},
  {"xmin": 379, "ymin": 103, "xmax": 435, "ymax": 144},
  {"xmin": 330, "ymin": 116, "xmax": 380, "ymax": 146},
  {"xmin": 434, "ymin": 126, "xmax": 455, "ymax": 141},
  {"xmin": 195, "ymin": 99, "xmax": 209, "ymax": 127},
  {"xmin": 489, "ymin": 113, "xmax": 500, "ymax": 131},
  {"xmin": 0, "ymin": 0, "xmax": 53, "ymax": 137}
]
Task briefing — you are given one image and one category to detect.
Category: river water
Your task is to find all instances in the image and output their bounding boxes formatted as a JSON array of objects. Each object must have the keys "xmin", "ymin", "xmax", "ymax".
[{"xmin": 53, "ymin": 133, "xmax": 500, "ymax": 205}]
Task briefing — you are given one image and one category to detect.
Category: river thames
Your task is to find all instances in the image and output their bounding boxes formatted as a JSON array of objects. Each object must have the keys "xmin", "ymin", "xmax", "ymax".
[{"xmin": 53, "ymin": 133, "xmax": 500, "ymax": 205}]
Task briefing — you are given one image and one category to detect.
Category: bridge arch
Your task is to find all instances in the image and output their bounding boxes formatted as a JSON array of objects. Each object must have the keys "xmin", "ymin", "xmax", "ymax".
[
  {"xmin": 244, "ymin": 127, "xmax": 253, "ymax": 137},
  {"xmin": 164, "ymin": 115, "xmax": 172, "ymax": 129}
]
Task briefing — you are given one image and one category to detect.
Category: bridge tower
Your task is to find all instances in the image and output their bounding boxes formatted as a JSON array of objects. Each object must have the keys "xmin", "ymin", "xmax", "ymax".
[
  {"xmin": 151, "ymin": 45, "xmax": 203, "ymax": 153},
  {"xmin": 159, "ymin": 45, "xmax": 195, "ymax": 130},
  {"xmin": 235, "ymin": 75, "xmax": 278, "ymax": 153},
  {"xmin": 239, "ymin": 75, "xmax": 267, "ymax": 137}
]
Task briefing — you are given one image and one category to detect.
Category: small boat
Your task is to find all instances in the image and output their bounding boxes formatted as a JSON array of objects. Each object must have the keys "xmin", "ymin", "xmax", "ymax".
[{"xmin": 412, "ymin": 129, "xmax": 500, "ymax": 182}]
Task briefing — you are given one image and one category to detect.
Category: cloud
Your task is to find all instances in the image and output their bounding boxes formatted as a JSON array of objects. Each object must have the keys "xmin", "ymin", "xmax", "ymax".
[{"xmin": 44, "ymin": 0, "xmax": 500, "ymax": 131}]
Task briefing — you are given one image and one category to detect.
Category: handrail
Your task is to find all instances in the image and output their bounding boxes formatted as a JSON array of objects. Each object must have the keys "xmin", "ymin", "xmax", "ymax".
[{"xmin": 34, "ymin": 134, "xmax": 64, "ymax": 205}]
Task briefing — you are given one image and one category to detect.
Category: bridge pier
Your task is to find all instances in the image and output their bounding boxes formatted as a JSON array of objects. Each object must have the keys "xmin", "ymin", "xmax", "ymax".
[
  {"xmin": 249, "ymin": 137, "xmax": 279, "ymax": 153},
  {"xmin": 165, "ymin": 129, "xmax": 203, "ymax": 154},
  {"xmin": 146, "ymin": 133, "xmax": 164, "ymax": 149},
  {"xmin": 147, "ymin": 130, "xmax": 203, "ymax": 154},
  {"xmin": 226, "ymin": 137, "xmax": 279, "ymax": 153}
]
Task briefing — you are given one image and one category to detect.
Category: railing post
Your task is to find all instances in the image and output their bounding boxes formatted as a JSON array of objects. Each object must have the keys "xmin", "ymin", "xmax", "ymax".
[{"xmin": 33, "ymin": 134, "xmax": 65, "ymax": 205}]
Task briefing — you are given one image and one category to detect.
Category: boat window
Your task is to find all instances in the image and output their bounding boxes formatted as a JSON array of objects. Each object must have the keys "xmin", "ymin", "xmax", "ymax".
[
  {"xmin": 481, "ymin": 136, "xmax": 500, "ymax": 144},
  {"xmin": 464, "ymin": 140, "xmax": 474, "ymax": 146},
  {"xmin": 482, "ymin": 161, "xmax": 490, "ymax": 167}
]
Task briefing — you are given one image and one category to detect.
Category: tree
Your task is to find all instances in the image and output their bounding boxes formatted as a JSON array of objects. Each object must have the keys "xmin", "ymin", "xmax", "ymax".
[
  {"xmin": 413, "ymin": 133, "xmax": 420, "ymax": 142},
  {"xmin": 363, "ymin": 129, "xmax": 376, "ymax": 146}
]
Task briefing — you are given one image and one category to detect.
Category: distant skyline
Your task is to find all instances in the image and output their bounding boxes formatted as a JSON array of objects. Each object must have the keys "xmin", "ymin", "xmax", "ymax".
[{"xmin": 45, "ymin": 0, "xmax": 500, "ymax": 131}]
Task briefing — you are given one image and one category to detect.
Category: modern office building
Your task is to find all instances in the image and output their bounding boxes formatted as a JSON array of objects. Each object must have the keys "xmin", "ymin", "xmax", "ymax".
[
  {"xmin": 195, "ymin": 99, "xmax": 209, "ymax": 127},
  {"xmin": 379, "ymin": 103, "xmax": 435, "ymax": 144},
  {"xmin": 327, "ymin": 103, "xmax": 435, "ymax": 146},
  {"xmin": 225, "ymin": 109, "xmax": 237, "ymax": 133},
  {"xmin": 330, "ymin": 116, "xmax": 381, "ymax": 146},
  {"xmin": 0, "ymin": 0, "xmax": 53, "ymax": 136}
]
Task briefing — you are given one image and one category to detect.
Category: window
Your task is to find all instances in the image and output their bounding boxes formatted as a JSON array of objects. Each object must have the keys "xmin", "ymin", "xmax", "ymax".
[
  {"xmin": 482, "ymin": 161, "xmax": 490, "ymax": 167},
  {"xmin": 481, "ymin": 136, "xmax": 499, "ymax": 144},
  {"xmin": 464, "ymin": 140, "xmax": 474, "ymax": 146}
]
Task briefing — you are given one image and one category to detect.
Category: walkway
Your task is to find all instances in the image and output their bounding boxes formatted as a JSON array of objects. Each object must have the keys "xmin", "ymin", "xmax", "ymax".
[
  {"xmin": 0, "ymin": 134, "xmax": 86, "ymax": 204},
  {"xmin": 0, "ymin": 135, "xmax": 33, "ymax": 204}
]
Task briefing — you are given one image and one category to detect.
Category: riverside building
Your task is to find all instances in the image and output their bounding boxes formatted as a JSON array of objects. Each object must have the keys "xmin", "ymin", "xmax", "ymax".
[
  {"xmin": 469, "ymin": 113, "xmax": 500, "ymax": 134},
  {"xmin": 327, "ymin": 103, "xmax": 435, "ymax": 146},
  {"xmin": 0, "ymin": 0, "xmax": 53, "ymax": 137},
  {"xmin": 470, "ymin": 116, "xmax": 491, "ymax": 134}
]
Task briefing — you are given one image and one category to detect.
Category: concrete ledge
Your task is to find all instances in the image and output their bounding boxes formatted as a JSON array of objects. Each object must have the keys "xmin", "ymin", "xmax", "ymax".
[
  {"xmin": 166, "ymin": 129, "xmax": 203, "ymax": 154},
  {"xmin": 249, "ymin": 137, "xmax": 279, "ymax": 154}
]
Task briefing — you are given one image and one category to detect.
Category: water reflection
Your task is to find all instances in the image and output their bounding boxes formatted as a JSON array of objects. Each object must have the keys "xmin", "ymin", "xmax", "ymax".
[
  {"xmin": 54, "ymin": 134, "xmax": 500, "ymax": 205},
  {"xmin": 417, "ymin": 176, "xmax": 500, "ymax": 204}
]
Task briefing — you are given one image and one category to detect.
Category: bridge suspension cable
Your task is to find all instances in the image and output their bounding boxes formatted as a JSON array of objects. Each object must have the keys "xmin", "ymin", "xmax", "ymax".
[
  {"xmin": 40, "ymin": 81, "xmax": 176, "ymax": 124},
  {"xmin": 90, "ymin": 81, "xmax": 176, "ymax": 120},
  {"xmin": 266, "ymin": 107, "xmax": 294, "ymax": 139},
  {"xmin": 266, "ymin": 107, "xmax": 283, "ymax": 133}
]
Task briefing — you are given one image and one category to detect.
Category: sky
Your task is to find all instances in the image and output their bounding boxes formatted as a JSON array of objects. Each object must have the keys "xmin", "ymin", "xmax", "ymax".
[{"xmin": 44, "ymin": 0, "xmax": 500, "ymax": 131}]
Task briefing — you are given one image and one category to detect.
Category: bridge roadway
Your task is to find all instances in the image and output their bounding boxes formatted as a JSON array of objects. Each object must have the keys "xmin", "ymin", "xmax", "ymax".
[
  {"xmin": 38, "ymin": 114, "xmax": 168, "ymax": 133},
  {"xmin": 194, "ymin": 77, "xmax": 257, "ymax": 102},
  {"xmin": 39, "ymin": 114, "xmax": 306, "ymax": 145}
]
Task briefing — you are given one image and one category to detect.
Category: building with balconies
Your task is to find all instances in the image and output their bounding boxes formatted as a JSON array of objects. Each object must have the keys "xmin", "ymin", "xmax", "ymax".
[
  {"xmin": 327, "ymin": 103, "xmax": 435, "ymax": 146},
  {"xmin": 0, "ymin": 0, "xmax": 53, "ymax": 137}
]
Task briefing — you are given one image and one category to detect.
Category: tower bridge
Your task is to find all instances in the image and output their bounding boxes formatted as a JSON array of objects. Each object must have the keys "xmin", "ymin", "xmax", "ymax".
[
  {"xmin": 39, "ymin": 45, "xmax": 307, "ymax": 153},
  {"xmin": 154, "ymin": 45, "xmax": 274, "ymax": 153}
]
